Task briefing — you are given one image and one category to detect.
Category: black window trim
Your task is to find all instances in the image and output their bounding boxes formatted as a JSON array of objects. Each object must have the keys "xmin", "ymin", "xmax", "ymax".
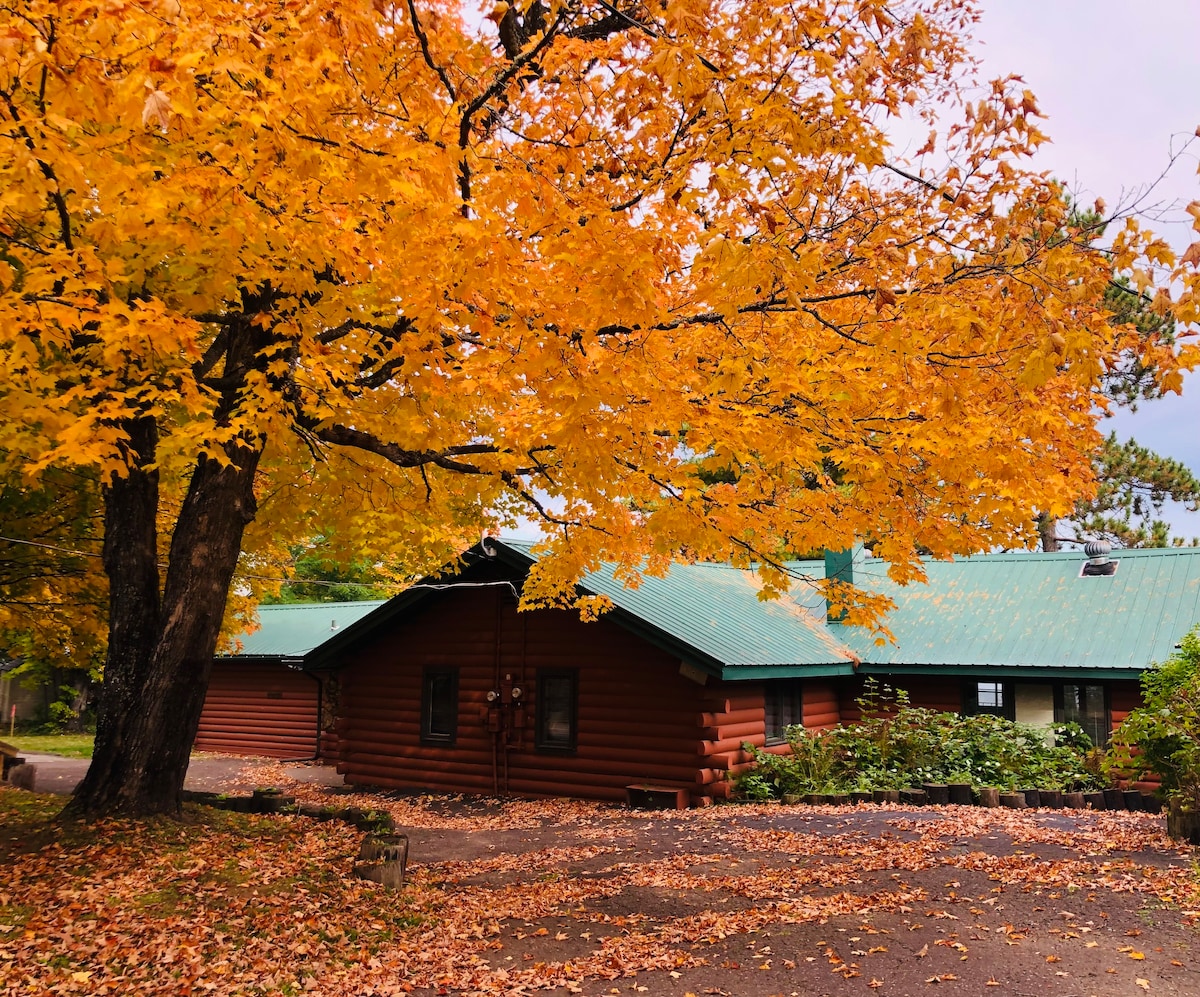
[
  {"xmin": 1054, "ymin": 681, "xmax": 1111, "ymax": 747},
  {"xmin": 420, "ymin": 666, "xmax": 459, "ymax": 745},
  {"xmin": 535, "ymin": 668, "xmax": 578, "ymax": 754},
  {"xmin": 962, "ymin": 679, "xmax": 1015, "ymax": 720},
  {"xmin": 764, "ymin": 679, "xmax": 804, "ymax": 745}
]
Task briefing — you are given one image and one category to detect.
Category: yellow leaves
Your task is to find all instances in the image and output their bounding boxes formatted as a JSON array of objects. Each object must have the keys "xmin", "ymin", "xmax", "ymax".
[
  {"xmin": 0, "ymin": 0, "xmax": 1193, "ymax": 642},
  {"xmin": 141, "ymin": 87, "xmax": 171, "ymax": 131}
]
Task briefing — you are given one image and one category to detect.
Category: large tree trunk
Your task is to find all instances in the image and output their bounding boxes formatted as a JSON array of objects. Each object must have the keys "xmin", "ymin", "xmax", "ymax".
[{"xmin": 68, "ymin": 427, "xmax": 263, "ymax": 817}]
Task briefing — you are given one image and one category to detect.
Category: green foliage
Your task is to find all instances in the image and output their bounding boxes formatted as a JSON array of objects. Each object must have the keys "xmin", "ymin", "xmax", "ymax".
[
  {"xmin": 1070, "ymin": 435, "xmax": 1200, "ymax": 549},
  {"xmin": 736, "ymin": 679, "xmax": 1096, "ymax": 800},
  {"xmin": 1107, "ymin": 626, "xmax": 1200, "ymax": 807},
  {"xmin": 261, "ymin": 537, "xmax": 390, "ymax": 604}
]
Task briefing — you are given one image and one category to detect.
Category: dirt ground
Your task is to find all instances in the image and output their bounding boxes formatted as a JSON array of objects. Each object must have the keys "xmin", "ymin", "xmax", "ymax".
[{"xmin": 223, "ymin": 760, "xmax": 1200, "ymax": 997}]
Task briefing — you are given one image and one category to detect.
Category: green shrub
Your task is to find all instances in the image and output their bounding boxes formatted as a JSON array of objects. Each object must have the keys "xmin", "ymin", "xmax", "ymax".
[
  {"xmin": 736, "ymin": 679, "xmax": 1095, "ymax": 801},
  {"xmin": 1107, "ymin": 625, "xmax": 1200, "ymax": 809}
]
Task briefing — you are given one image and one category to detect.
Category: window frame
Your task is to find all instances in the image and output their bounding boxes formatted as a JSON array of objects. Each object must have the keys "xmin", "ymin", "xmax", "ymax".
[
  {"xmin": 420, "ymin": 666, "xmax": 459, "ymax": 745},
  {"xmin": 764, "ymin": 680, "xmax": 804, "ymax": 745},
  {"xmin": 535, "ymin": 669, "xmax": 578, "ymax": 753},
  {"xmin": 1054, "ymin": 682, "xmax": 1110, "ymax": 748},
  {"xmin": 963, "ymin": 679, "xmax": 1014, "ymax": 720}
]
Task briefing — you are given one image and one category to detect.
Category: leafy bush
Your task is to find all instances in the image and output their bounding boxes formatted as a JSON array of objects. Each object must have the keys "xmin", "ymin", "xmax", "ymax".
[
  {"xmin": 736, "ymin": 679, "xmax": 1096, "ymax": 800},
  {"xmin": 1107, "ymin": 625, "xmax": 1200, "ymax": 809}
]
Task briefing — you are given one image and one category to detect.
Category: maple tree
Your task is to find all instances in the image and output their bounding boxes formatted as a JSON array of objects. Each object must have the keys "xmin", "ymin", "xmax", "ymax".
[{"xmin": 1, "ymin": 0, "xmax": 1197, "ymax": 815}]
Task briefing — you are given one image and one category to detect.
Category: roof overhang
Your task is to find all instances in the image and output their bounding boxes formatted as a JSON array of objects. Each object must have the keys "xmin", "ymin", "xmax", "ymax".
[{"xmin": 858, "ymin": 664, "xmax": 1145, "ymax": 682}]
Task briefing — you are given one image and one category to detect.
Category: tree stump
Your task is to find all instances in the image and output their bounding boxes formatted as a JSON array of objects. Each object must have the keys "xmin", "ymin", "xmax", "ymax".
[
  {"xmin": 1039, "ymin": 789, "xmax": 1063, "ymax": 809},
  {"xmin": 804, "ymin": 794, "xmax": 824, "ymax": 806},
  {"xmin": 1083, "ymin": 792, "xmax": 1106, "ymax": 810},
  {"xmin": 873, "ymin": 790, "xmax": 900, "ymax": 805},
  {"xmin": 998, "ymin": 792, "xmax": 1025, "ymax": 809},
  {"xmin": 7, "ymin": 763, "xmax": 35, "ymax": 791},
  {"xmin": 354, "ymin": 832, "xmax": 409, "ymax": 889},
  {"xmin": 1018, "ymin": 788, "xmax": 1040, "ymax": 808},
  {"xmin": 1102, "ymin": 788, "xmax": 1125, "ymax": 810},
  {"xmin": 922, "ymin": 783, "xmax": 950, "ymax": 805},
  {"xmin": 977, "ymin": 788, "xmax": 1000, "ymax": 808},
  {"xmin": 948, "ymin": 783, "xmax": 973, "ymax": 806},
  {"xmin": 899, "ymin": 788, "xmax": 927, "ymax": 806},
  {"xmin": 251, "ymin": 788, "xmax": 294, "ymax": 813},
  {"xmin": 1063, "ymin": 791, "xmax": 1086, "ymax": 809},
  {"xmin": 1166, "ymin": 803, "xmax": 1200, "ymax": 843},
  {"xmin": 1122, "ymin": 790, "xmax": 1143, "ymax": 812}
]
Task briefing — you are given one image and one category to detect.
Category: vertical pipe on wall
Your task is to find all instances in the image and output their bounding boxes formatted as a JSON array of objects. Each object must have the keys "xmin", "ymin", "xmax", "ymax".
[{"xmin": 492, "ymin": 586, "xmax": 503, "ymax": 796}]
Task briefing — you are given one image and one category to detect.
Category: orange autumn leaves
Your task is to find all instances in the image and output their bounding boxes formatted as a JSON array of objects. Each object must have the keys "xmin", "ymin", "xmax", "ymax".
[
  {"xmin": 3, "ymin": 779, "xmax": 1198, "ymax": 996},
  {"xmin": 0, "ymin": 0, "xmax": 1196, "ymax": 622}
]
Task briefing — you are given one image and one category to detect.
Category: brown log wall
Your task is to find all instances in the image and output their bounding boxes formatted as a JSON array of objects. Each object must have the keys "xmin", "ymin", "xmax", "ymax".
[
  {"xmin": 195, "ymin": 661, "xmax": 319, "ymax": 758},
  {"xmin": 336, "ymin": 587, "xmax": 719, "ymax": 802},
  {"xmin": 838, "ymin": 675, "xmax": 963, "ymax": 721},
  {"xmin": 1109, "ymin": 680, "xmax": 1142, "ymax": 732},
  {"xmin": 802, "ymin": 679, "xmax": 841, "ymax": 729}
]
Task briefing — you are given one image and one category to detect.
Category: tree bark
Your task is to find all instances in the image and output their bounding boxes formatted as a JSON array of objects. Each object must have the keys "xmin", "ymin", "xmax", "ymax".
[
  {"xmin": 1036, "ymin": 512, "xmax": 1060, "ymax": 552},
  {"xmin": 69, "ymin": 444, "xmax": 263, "ymax": 816}
]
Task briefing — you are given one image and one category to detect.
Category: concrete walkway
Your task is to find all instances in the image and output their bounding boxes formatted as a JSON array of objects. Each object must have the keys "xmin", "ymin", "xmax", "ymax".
[{"xmin": 13, "ymin": 752, "xmax": 345, "ymax": 796}]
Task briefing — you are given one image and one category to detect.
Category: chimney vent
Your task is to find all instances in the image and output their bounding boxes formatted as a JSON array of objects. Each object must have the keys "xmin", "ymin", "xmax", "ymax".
[{"xmin": 1081, "ymin": 540, "xmax": 1117, "ymax": 577}]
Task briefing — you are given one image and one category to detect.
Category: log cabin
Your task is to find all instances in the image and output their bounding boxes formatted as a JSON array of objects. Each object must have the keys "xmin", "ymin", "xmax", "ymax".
[{"xmin": 200, "ymin": 540, "xmax": 1200, "ymax": 803}]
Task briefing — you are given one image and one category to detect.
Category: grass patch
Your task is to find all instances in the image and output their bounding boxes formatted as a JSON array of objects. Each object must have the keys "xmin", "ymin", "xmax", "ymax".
[{"xmin": 5, "ymin": 733, "xmax": 95, "ymax": 758}]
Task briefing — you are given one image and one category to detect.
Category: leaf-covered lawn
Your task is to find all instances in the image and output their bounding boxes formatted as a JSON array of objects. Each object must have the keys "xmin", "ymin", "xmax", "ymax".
[
  {"xmin": 2, "ymin": 777, "xmax": 1199, "ymax": 997},
  {"xmin": 4, "ymin": 734, "xmax": 95, "ymax": 758}
]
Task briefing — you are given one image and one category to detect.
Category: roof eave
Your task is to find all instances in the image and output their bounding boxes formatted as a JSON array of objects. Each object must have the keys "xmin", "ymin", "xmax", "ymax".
[
  {"xmin": 720, "ymin": 661, "xmax": 858, "ymax": 681},
  {"xmin": 858, "ymin": 663, "xmax": 1146, "ymax": 681}
]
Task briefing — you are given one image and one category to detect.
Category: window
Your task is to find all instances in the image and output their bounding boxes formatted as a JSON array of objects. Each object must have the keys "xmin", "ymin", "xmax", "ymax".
[
  {"xmin": 977, "ymin": 682, "xmax": 1004, "ymax": 709},
  {"xmin": 421, "ymin": 668, "xmax": 458, "ymax": 744},
  {"xmin": 765, "ymin": 681, "xmax": 804, "ymax": 744},
  {"xmin": 1056, "ymin": 683, "xmax": 1109, "ymax": 748},
  {"xmin": 536, "ymin": 670, "xmax": 577, "ymax": 752},
  {"xmin": 964, "ymin": 680, "xmax": 1013, "ymax": 719}
]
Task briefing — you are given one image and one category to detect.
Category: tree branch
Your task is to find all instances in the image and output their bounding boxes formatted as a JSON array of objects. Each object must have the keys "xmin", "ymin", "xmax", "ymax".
[{"xmin": 405, "ymin": 0, "xmax": 457, "ymax": 102}]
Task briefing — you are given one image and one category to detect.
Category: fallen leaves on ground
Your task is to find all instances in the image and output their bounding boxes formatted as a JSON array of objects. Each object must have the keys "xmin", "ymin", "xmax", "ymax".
[{"xmin": 2, "ymin": 771, "xmax": 1197, "ymax": 996}]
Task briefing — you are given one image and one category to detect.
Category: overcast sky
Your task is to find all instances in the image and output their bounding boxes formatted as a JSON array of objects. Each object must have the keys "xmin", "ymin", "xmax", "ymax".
[{"xmin": 972, "ymin": 0, "xmax": 1200, "ymax": 538}]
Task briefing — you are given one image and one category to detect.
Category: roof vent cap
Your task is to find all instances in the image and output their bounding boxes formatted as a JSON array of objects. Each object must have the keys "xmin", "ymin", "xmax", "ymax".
[{"xmin": 1081, "ymin": 540, "xmax": 1117, "ymax": 576}]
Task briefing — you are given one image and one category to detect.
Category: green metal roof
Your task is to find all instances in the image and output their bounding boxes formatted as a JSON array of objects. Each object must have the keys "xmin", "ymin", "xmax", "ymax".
[
  {"xmin": 221, "ymin": 601, "xmax": 386, "ymax": 659},
  {"xmin": 838, "ymin": 547, "xmax": 1200, "ymax": 676},
  {"xmin": 229, "ymin": 543, "xmax": 1200, "ymax": 682},
  {"xmin": 502, "ymin": 540, "xmax": 854, "ymax": 677}
]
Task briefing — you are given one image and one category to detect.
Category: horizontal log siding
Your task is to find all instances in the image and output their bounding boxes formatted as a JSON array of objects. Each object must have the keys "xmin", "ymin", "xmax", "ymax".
[
  {"xmin": 802, "ymin": 679, "xmax": 841, "ymax": 729},
  {"xmin": 838, "ymin": 675, "xmax": 961, "ymax": 722},
  {"xmin": 695, "ymin": 689, "xmax": 765, "ymax": 799},
  {"xmin": 1109, "ymin": 680, "xmax": 1142, "ymax": 732},
  {"xmin": 336, "ymin": 588, "xmax": 714, "ymax": 802},
  {"xmin": 195, "ymin": 661, "xmax": 318, "ymax": 758}
]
